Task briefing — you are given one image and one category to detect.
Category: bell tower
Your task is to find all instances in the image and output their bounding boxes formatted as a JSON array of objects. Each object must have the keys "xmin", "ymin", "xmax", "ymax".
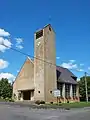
[{"xmin": 34, "ymin": 24, "xmax": 57, "ymax": 102}]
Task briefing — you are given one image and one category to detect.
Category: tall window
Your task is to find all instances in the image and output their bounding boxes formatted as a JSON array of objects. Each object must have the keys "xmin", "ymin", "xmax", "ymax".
[
  {"xmin": 72, "ymin": 85, "xmax": 76, "ymax": 97},
  {"xmin": 65, "ymin": 84, "xmax": 70, "ymax": 98},
  {"xmin": 57, "ymin": 83, "xmax": 63, "ymax": 96},
  {"xmin": 60, "ymin": 84, "xmax": 63, "ymax": 97}
]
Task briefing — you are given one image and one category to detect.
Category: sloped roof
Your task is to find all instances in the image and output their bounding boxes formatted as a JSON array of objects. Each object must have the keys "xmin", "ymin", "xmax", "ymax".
[{"xmin": 56, "ymin": 66, "xmax": 78, "ymax": 84}]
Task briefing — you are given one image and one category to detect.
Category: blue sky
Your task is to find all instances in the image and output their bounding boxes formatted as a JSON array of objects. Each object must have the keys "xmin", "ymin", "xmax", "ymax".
[{"xmin": 0, "ymin": 0, "xmax": 90, "ymax": 82}]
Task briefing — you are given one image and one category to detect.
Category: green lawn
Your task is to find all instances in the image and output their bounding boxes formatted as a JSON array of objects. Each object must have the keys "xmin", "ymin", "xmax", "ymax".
[
  {"xmin": 46, "ymin": 102, "xmax": 90, "ymax": 108},
  {"xmin": 59, "ymin": 102, "xmax": 90, "ymax": 108}
]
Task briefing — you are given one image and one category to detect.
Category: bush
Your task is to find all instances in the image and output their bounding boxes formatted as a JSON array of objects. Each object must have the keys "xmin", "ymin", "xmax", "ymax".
[
  {"xmin": 40, "ymin": 100, "xmax": 45, "ymax": 104},
  {"xmin": 5, "ymin": 97, "xmax": 9, "ymax": 101},
  {"xmin": 35, "ymin": 100, "xmax": 41, "ymax": 105},
  {"xmin": 1, "ymin": 97, "xmax": 4, "ymax": 99},
  {"xmin": 0, "ymin": 97, "xmax": 14, "ymax": 102},
  {"xmin": 35, "ymin": 100, "xmax": 45, "ymax": 105},
  {"xmin": 0, "ymin": 97, "xmax": 5, "ymax": 102},
  {"xmin": 0, "ymin": 78, "xmax": 12, "ymax": 99},
  {"xmin": 9, "ymin": 98, "xmax": 14, "ymax": 102}
]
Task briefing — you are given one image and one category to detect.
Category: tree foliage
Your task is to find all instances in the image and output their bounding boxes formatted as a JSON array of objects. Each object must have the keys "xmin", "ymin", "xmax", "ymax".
[
  {"xmin": 0, "ymin": 78, "xmax": 12, "ymax": 99},
  {"xmin": 78, "ymin": 76, "xmax": 90, "ymax": 99}
]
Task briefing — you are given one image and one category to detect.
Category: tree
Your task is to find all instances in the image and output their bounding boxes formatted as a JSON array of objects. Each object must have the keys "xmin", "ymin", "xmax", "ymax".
[
  {"xmin": 0, "ymin": 78, "xmax": 12, "ymax": 99},
  {"xmin": 78, "ymin": 76, "xmax": 90, "ymax": 100}
]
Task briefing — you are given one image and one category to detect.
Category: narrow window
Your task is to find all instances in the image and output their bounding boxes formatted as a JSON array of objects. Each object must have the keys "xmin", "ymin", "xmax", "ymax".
[{"xmin": 36, "ymin": 30, "xmax": 43, "ymax": 39}]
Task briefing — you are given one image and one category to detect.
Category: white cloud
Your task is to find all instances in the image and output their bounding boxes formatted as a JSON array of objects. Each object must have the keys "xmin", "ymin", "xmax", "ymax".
[
  {"xmin": 0, "ymin": 37, "xmax": 12, "ymax": 52},
  {"xmin": 56, "ymin": 57, "xmax": 60, "ymax": 59},
  {"xmin": 69, "ymin": 60, "xmax": 75, "ymax": 63},
  {"xmin": 0, "ymin": 28, "xmax": 10, "ymax": 37},
  {"xmin": 15, "ymin": 38, "xmax": 23, "ymax": 49},
  {"xmin": 61, "ymin": 62, "xmax": 77, "ymax": 69},
  {"xmin": 0, "ymin": 59, "xmax": 9, "ymax": 69},
  {"xmin": 16, "ymin": 45, "xmax": 23, "ymax": 49},
  {"xmin": 0, "ymin": 72, "xmax": 15, "ymax": 83},
  {"xmin": 61, "ymin": 60, "xmax": 84, "ymax": 72},
  {"xmin": 76, "ymin": 68, "xmax": 84, "ymax": 72},
  {"xmin": 15, "ymin": 38, "xmax": 23, "ymax": 44}
]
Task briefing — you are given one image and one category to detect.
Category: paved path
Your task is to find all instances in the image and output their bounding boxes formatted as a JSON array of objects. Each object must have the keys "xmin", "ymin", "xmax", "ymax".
[{"xmin": 0, "ymin": 103, "xmax": 90, "ymax": 120}]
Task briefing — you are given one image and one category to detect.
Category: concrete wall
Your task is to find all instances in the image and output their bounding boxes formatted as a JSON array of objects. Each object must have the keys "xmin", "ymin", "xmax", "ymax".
[
  {"xmin": 13, "ymin": 57, "xmax": 34, "ymax": 100},
  {"xmin": 34, "ymin": 31, "xmax": 45, "ymax": 101},
  {"xmin": 44, "ymin": 25, "xmax": 57, "ymax": 102},
  {"xmin": 34, "ymin": 25, "xmax": 57, "ymax": 102},
  {"xmin": 13, "ymin": 80, "xmax": 18, "ymax": 101}
]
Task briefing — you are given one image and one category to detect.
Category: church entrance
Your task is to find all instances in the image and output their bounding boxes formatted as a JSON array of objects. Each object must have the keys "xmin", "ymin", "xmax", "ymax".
[
  {"xmin": 23, "ymin": 90, "xmax": 31, "ymax": 100},
  {"xmin": 21, "ymin": 90, "xmax": 34, "ymax": 101}
]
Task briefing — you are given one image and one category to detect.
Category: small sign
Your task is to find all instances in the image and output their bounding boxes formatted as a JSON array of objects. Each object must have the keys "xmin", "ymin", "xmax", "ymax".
[{"xmin": 53, "ymin": 89, "xmax": 60, "ymax": 97}]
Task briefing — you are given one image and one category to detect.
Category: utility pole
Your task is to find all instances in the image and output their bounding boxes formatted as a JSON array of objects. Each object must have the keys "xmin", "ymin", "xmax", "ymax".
[{"xmin": 85, "ymin": 72, "xmax": 88, "ymax": 102}]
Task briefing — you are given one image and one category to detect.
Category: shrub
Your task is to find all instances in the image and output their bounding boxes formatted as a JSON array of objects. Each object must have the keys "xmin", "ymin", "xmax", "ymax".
[
  {"xmin": 35, "ymin": 100, "xmax": 41, "ymax": 105},
  {"xmin": 1, "ymin": 97, "xmax": 4, "ymax": 99},
  {"xmin": 0, "ymin": 97, "xmax": 5, "ymax": 102},
  {"xmin": 5, "ymin": 97, "xmax": 9, "ymax": 101},
  {"xmin": 4, "ymin": 97, "xmax": 14, "ymax": 102},
  {"xmin": 35, "ymin": 100, "xmax": 45, "ymax": 105},
  {"xmin": 40, "ymin": 100, "xmax": 45, "ymax": 104},
  {"xmin": 9, "ymin": 98, "xmax": 14, "ymax": 102}
]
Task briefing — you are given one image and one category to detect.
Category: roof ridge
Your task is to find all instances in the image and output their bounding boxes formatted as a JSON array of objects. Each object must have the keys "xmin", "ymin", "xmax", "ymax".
[{"xmin": 27, "ymin": 56, "xmax": 34, "ymax": 64}]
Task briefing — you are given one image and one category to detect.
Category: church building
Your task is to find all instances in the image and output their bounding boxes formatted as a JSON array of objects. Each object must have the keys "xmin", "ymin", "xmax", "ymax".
[{"xmin": 13, "ymin": 24, "xmax": 79, "ymax": 103}]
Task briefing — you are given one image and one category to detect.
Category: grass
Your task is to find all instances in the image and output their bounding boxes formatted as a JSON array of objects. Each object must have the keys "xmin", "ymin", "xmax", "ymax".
[
  {"xmin": 0, "ymin": 98, "xmax": 90, "ymax": 109},
  {"xmin": 46, "ymin": 102, "xmax": 90, "ymax": 108},
  {"xmin": 60, "ymin": 102, "xmax": 90, "ymax": 108}
]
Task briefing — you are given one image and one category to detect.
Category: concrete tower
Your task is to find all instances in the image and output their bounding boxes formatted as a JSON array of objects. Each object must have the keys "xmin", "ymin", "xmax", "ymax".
[{"xmin": 34, "ymin": 24, "xmax": 57, "ymax": 102}]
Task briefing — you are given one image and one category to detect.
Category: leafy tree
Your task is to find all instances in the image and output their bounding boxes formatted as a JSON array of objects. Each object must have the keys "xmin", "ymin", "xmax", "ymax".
[
  {"xmin": 0, "ymin": 78, "xmax": 12, "ymax": 99},
  {"xmin": 78, "ymin": 76, "xmax": 90, "ymax": 99}
]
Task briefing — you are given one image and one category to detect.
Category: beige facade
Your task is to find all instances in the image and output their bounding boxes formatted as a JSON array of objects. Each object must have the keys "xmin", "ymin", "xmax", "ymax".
[
  {"xmin": 13, "ymin": 24, "xmax": 79, "ymax": 103},
  {"xmin": 13, "ymin": 57, "xmax": 34, "ymax": 101},
  {"xmin": 34, "ymin": 25, "xmax": 57, "ymax": 102}
]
